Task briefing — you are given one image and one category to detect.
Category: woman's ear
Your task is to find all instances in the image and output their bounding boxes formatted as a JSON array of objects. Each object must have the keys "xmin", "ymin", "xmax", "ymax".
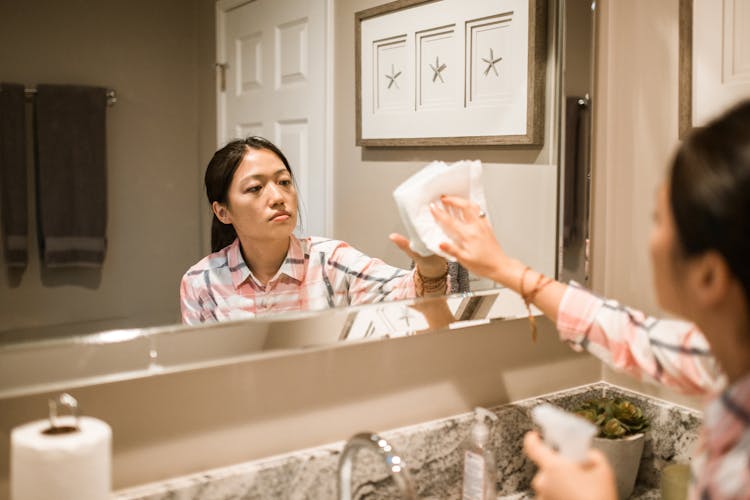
[
  {"xmin": 690, "ymin": 251, "xmax": 732, "ymax": 308},
  {"xmin": 212, "ymin": 201, "xmax": 232, "ymax": 225}
]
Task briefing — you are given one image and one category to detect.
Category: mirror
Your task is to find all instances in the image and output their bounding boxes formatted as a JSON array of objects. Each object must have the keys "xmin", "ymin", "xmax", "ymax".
[{"xmin": 0, "ymin": 0, "xmax": 595, "ymax": 387}]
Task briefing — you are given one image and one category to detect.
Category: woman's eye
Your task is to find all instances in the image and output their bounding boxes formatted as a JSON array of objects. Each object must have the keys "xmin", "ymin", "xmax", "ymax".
[
  {"xmin": 245, "ymin": 185, "xmax": 262, "ymax": 193},
  {"xmin": 279, "ymin": 179, "xmax": 292, "ymax": 186}
]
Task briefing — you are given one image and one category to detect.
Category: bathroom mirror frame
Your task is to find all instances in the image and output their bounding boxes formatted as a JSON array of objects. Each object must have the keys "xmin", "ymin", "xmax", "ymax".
[
  {"xmin": 0, "ymin": 0, "xmax": 596, "ymax": 399},
  {"xmin": 556, "ymin": 0, "xmax": 595, "ymax": 286}
]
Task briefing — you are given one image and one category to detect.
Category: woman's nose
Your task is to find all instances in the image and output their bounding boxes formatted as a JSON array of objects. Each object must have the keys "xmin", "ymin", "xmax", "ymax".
[{"xmin": 266, "ymin": 182, "xmax": 285, "ymax": 203}]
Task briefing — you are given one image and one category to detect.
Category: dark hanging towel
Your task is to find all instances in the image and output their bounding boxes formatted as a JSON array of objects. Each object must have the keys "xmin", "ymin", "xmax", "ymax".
[
  {"xmin": 0, "ymin": 83, "xmax": 28, "ymax": 268},
  {"xmin": 34, "ymin": 84, "xmax": 108, "ymax": 267}
]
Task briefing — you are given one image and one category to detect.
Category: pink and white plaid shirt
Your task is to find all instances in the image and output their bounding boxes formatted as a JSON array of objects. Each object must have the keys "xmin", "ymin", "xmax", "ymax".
[
  {"xmin": 557, "ymin": 283, "xmax": 749, "ymax": 500},
  {"xmin": 180, "ymin": 236, "xmax": 417, "ymax": 324}
]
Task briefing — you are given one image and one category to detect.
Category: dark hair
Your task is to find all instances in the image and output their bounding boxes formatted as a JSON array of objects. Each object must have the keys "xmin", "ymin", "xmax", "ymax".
[
  {"xmin": 205, "ymin": 136, "xmax": 294, "ymax": 252},
  {"xmin": 670, "ymin": 99, "xmax": 750, "ymax": 301}
]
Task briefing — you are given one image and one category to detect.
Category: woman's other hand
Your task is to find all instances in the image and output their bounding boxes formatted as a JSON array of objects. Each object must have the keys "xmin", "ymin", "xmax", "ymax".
[
  {"xmin": 409, "ymin": 297, "xmax": 455, "ymax": 332},
  {"xmin": 430, "ymin": 196, "xmax": 512, "ymax": 285},
  {"xmin": 388, "ymin": 233, "xmax": 447, "ymax": 279},
  {"xmin": 523, "ymin": 431, "xmax": 618, "ymax": 500}
]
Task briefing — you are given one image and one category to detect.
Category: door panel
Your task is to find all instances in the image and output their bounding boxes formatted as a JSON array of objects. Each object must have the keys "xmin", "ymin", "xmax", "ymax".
[{"xmin": 218, "ymin": 0, "xmax": 328, "ymax": 236}]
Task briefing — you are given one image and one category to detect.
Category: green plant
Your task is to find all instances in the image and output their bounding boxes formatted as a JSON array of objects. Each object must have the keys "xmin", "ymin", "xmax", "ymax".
[{"xmin": 573, "ymin": 397, "xmax": 650, "ymax": 439}]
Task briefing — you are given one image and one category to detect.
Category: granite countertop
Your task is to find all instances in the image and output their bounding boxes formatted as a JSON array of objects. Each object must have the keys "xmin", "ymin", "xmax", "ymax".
[{"xmin": 116, "ymin": 382, "xmax": 701, "ymax": 500}]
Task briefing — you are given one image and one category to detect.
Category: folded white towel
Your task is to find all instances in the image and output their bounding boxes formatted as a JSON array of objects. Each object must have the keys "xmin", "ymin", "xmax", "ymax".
[{"xmin": 393, "ymin": 160, "xmax": 488, "ymax": 260}]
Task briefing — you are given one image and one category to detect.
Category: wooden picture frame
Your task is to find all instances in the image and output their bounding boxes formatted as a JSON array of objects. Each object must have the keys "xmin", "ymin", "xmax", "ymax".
[
  {"xmin": 678, "ymin": 0, "xmax": 693, "ymax": 139},
  {"xmin": 355, "ymin": 0, "xmax": 547, "ymax": 147}
]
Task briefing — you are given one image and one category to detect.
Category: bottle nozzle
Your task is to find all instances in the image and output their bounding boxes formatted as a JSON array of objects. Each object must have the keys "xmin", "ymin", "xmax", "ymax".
[
  {"xmin": 531, "ymin": 404, "xmax": 597, "ymax": 463},
  {"xmin": 474, "ymin": 407, "xmax": 498, "ymax": 424}
]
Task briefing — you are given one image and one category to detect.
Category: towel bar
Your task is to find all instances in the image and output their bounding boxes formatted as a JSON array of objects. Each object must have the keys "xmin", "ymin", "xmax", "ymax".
[{"xmin": 23, "ymin": 87, "xmax": 117, "ymax": 106}]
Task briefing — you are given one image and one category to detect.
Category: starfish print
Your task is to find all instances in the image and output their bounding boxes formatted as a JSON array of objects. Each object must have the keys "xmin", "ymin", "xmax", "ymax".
[
  {"xmin": 398, "ymin": 306, "xmax": 412, "ymax": 327},
  {"xmin": 385, "ymin": 64, "xmax": 402, "ymax": 89},
  {"xmin": 482, "ymin": 48, "xmax": 503, "ymax": 77},
  {"xmin": 429, "ymin": 56, "xmax": 447, "ymax": 83}
]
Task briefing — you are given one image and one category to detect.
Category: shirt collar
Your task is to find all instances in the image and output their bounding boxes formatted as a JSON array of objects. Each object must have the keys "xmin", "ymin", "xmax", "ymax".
[
  {"xmin": 275, "ymin": 235, "xmax": 307, "ymax": 283},
  {"xmin": 227, "ymin": 236, "xmax": 307, "ymax": 289},
  {"xmin": 226, "ymin": 239, "xmax": 252, "ymax": 289}
]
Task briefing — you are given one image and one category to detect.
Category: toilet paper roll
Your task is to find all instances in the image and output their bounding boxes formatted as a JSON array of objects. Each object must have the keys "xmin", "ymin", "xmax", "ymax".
[{"xmin": 11, "ymin": 416, "xmax": 111, "ymax": 500}]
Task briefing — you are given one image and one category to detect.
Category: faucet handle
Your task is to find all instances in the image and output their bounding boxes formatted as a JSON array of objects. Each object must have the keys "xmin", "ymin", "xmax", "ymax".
[{"xmin": 338, "ymin": 432, "xmax": 417, "ymax": 500}]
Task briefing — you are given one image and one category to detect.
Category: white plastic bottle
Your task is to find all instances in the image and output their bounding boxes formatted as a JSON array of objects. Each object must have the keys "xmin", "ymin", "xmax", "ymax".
[
  {"xmin": 530, "ymin": 404, "xmax": 597, "ymax": 462},
  {"xmin": 462, "ymin": 407, "xmax": 498, "ymax": 500}
]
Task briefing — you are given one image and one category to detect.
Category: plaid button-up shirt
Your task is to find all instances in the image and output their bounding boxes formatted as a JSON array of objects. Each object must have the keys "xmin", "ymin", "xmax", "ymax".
[
  {"xmin": 180, "ymin": 236, "xmax": 417, "ymax": 324},
  {"xmin": 557, "ymin": 283, "xmax": 749, "ymax": 499}
]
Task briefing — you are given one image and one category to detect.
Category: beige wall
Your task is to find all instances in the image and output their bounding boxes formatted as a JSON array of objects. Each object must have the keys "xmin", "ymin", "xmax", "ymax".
[
  {"xmin": 333, "ymin": 0, "xmax": 560, "ymax": 278},
  {"xmin": 591, "ymin": 0, "xmax": 678, "ymax": 313},
  {"xmin": 0, "ymin": 317, "xmax": 600, "ymax": 496},
  {"xmin": 0, "ymin": 0, "xmax": 217, "ymax": 338},
  {"xmin": 591, "ymin": 0, "xmax": 702, "ymax": 409}
]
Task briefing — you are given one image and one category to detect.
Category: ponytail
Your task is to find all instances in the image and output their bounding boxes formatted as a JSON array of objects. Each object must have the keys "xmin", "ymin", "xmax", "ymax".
[{"xmin": 211, "ymin": 215, "xmax": 237, "ymax": 253}]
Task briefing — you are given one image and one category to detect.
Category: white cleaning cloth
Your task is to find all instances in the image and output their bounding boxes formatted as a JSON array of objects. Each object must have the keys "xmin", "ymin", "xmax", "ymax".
[{"xmin": 393, "ymin": 160, "xmax": 488, "ymax": 260}]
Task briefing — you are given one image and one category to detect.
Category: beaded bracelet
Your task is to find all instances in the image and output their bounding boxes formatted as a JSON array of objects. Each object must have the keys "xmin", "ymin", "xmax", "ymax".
[{"xmin": 415, "ymin": 264, "xmax": 449, "ymax": 296}]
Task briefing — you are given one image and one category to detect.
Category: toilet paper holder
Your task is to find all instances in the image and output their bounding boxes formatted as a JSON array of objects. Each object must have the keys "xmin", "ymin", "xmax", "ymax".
[{"xmin": 43, "ymin": 392, "xmax": 80, "ymax": 435}]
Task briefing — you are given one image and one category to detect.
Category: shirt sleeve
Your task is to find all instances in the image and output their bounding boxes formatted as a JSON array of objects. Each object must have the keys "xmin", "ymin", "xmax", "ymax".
[
  {"xmin": 325, "ymin": 241, "xmax": 451, "ymax": 305},
  {"xmin": 324, "ymin": 242, "xmax": 417, "ymax": 305},
  {"xmin": 556, "ymin": 283, "xmax": 726, "ymax": 396}
]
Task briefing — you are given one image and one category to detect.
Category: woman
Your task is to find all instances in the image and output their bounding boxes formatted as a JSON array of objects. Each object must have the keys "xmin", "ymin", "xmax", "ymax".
[
  {"xmin": 432, "ymin": 100, "xmax": 750, "ymax": 500},
  {"xmin": 180, "ymin": 136, "xmax": 448, "ymax": 324}
]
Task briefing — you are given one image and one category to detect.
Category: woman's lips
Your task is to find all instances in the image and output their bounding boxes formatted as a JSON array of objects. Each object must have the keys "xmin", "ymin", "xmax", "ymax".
[{"xmin": 269, "ymin": 211, "xmax": 292, "ymax": 222}]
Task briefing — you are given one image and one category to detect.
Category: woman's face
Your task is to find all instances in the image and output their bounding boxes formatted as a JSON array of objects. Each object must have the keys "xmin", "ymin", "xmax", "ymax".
[
  {"xmin": 649, "ymin": 183, "xmax": 687, "ymax": 316},
  {"xmin": 217, "ymin": 148, "xmax": 298, "ymax": 242}
]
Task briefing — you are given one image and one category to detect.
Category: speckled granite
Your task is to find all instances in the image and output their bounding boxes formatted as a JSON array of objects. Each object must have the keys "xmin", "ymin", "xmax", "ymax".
[{"xmin": 115, "ymin": 382, "xmax": 701, "ymax": 500}]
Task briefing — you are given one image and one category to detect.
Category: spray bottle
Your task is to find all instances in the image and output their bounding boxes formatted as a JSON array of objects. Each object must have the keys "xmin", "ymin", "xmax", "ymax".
[
  {"xmin": 462, "ymin": 407, "xmax": 499, "ymax": 500},
  {"xmin": 530, "ymin": 403, "xmax": 598, "ymax": 462}
]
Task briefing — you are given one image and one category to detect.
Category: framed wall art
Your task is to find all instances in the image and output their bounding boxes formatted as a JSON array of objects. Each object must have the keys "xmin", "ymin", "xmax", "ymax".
[
  {"xmin": 355, "ymin": 0, "xmax": 547, "ymax": 147},
  {"xmin": 679, "ymin": 0, "xmax": 750, "ymax": 138}
]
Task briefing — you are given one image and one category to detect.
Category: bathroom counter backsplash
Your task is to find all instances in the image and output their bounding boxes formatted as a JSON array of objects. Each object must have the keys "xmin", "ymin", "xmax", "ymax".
[{"xmin": 115, "ymin": 382, "xmax": 701, "ymax": 500}]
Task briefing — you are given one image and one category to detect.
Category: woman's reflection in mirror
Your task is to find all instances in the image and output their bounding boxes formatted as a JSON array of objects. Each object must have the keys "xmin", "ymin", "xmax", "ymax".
[{"xmin": 180, "ymin": 136, "xmax": 449, "ymax": 324}]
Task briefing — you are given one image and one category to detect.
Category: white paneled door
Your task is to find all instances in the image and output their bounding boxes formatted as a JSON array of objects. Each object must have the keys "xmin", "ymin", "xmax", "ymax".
[
  {"xmin": 217, "ymin": 0, "xmax": 330, "ymax": 236},
  {"xmin": 693, "ymin": 0, "xmax": 750, "ymax": 126}
]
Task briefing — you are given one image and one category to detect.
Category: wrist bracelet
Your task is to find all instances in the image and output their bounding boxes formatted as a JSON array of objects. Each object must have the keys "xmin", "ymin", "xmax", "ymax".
[
  {"xmin": 415, "ymin": 264, "xmax": 449, "ymax": 296},
  {"xmin": 519, "ymin": 266, "xmax": 553, "ymax": 343}
]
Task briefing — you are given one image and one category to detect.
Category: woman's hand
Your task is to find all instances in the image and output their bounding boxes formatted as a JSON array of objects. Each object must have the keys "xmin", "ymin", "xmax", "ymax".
[
  {"xmin": 523, "ymin": 431, "xmax": 618, "ymax": 500},
  {"xmin": 409, "ymin": 298, "xmax": 455, "ymax": 332},
  {"xmin": 389, "ymin": 233, "xmax": 447, "ymax": 278},
  {"xmin": 430, "ymin": 196, "xmax": 515, "ymax": 285}
]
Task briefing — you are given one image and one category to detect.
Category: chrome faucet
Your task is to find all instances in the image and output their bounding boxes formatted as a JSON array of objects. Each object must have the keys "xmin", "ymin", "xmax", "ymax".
[{"xmin": 337, "ymin": 432, "xmax": 417, "ymax": 500}]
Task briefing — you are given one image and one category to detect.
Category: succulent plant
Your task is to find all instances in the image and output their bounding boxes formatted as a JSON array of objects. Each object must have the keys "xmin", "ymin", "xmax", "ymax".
[{"xmin": 573, "ymin": 397, "xmax": 650, "ymax": 439}]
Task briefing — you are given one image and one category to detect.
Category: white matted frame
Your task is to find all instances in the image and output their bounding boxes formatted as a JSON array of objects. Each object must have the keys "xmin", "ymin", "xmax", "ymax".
[
  {"xmin": 679, "ymin": 0, "xmax": 750, "ymax": 138},
  {"xmin": 355, "ymin": 0, "xmax": 547, "ymax": 147}
]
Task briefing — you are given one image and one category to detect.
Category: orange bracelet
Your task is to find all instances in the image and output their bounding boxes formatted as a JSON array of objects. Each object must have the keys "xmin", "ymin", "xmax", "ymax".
[{"xmin": 519, "ymin": 266, "xmax": 553, "ymax": 343}]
